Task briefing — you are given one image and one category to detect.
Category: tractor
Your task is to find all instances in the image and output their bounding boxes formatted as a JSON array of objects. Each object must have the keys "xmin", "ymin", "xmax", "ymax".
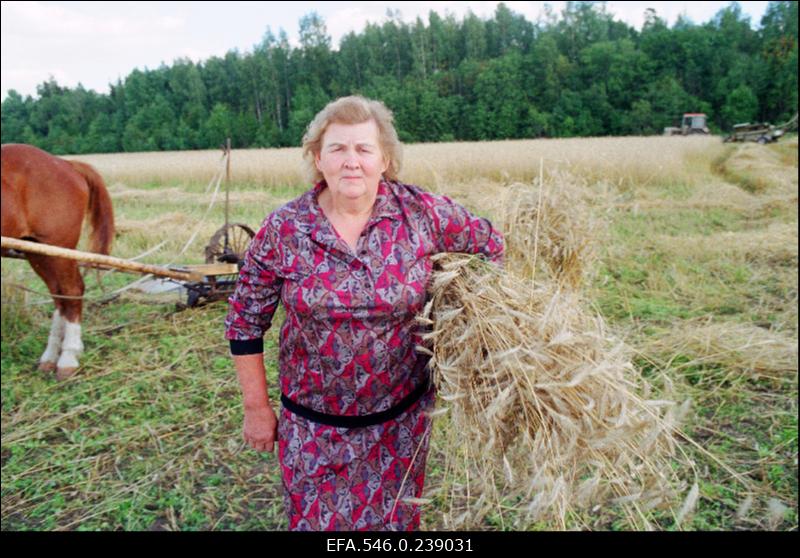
[{"xmin": 663, "ymin": 113, "xmax": 710, "ymax": 136}]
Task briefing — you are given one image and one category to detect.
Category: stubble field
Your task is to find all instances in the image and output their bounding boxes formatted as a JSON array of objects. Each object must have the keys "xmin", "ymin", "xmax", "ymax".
[{"xmin": 1, "ymin": 135, "xmax": 797, "ymax": 530}]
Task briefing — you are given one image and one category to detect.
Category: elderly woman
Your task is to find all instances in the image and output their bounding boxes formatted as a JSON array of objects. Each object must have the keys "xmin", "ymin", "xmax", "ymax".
[{"xmin": 225, "ymin": 95, "xmax": 504, "ymax": 531}]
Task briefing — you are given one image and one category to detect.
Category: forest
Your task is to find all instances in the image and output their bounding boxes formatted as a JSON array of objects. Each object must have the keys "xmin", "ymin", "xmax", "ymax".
[{"xmin": 1, "ymin": 1, "xmax": 797, "ymax": 154}]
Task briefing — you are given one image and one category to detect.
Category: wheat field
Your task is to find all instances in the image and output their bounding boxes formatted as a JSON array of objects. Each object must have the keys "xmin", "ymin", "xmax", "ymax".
[
  {"xmin": 67, "ymin": 134, "xmax": 721, "ymax": 190},
  {"xmin": 1, "ymin": 135, "xmax": 796, "ymax": 530}
]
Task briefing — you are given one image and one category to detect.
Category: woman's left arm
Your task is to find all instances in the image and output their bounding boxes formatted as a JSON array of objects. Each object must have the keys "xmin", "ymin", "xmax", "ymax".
[{"xmin": 422, "ymin": 192, "xmax": 505, "ymax": 264}]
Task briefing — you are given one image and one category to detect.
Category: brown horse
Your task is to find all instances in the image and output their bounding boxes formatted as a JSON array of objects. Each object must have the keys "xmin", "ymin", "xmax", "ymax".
[{"xmin": 1, "ymin": 143, "xmax": 115, "ymax": 380}]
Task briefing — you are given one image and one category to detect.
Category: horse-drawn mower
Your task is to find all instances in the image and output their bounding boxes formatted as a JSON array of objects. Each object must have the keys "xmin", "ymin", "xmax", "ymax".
[
  {"xmin": 1, "ymin": 140, "xmax": 255, "ymax": 309},
  {"xmin": 2, "ymin": 220, "xmax": 253, "ymax": 308}
]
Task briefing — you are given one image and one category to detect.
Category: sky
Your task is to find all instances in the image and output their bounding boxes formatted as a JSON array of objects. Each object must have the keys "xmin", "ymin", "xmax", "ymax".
[{"xmin": 1, "ymin": 1, "xmax": 772, "ymax": 100}]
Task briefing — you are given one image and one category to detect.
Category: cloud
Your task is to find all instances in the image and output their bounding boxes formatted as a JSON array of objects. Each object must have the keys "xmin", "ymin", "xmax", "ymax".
[
  {"xmin": 1, "ymin": 1, "xmax": 165, "ymax": 38},
  {"xmin": 326, "ymin": 6, "xmax": 381, "ymax": 45},
  {"xmin": 2, "ymin": 1, "xmax": 87, "ymax": 36},
  {"xmin": 156, "ymin": 16, "xmax": 185, "ymax": 32},
  {"xmin": 1, "ymin": 1, "xmax": 192, "ymax": 97}
]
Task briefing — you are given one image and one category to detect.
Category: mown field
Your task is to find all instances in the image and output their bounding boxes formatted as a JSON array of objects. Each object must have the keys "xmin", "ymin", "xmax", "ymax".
[{"xmin": 1, "ymin": 135, "xmax": 797, "ymax": 531}]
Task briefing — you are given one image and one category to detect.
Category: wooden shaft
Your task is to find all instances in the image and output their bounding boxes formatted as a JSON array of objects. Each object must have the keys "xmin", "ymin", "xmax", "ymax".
[{"xmin": 1, "ymin": 236, "xmax": 203, "ymax": 282}]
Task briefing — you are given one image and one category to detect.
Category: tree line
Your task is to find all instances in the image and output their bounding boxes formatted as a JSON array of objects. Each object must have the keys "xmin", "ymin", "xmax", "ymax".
[{"xmin": 1, "ymin": 1, "xmax": 797, "ymax": 155}]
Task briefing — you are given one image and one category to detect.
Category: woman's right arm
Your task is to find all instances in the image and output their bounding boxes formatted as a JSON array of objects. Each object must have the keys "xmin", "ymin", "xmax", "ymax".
[{"xmin": 225, "ymin": 219, "xmax": 284, "ymax": 453}]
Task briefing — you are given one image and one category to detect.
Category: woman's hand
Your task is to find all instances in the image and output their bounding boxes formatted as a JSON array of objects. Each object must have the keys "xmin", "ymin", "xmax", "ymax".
[
  {"xmin": 232, "ymin": 353, "xmax": 277, "ymax": 453},
  {"xmin": 243, "ymin": 403, "xmax": 278, "ymax": 453}
]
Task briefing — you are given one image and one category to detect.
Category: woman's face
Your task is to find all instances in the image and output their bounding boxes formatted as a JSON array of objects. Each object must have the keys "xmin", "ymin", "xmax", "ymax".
[{"xmin": 315, "ymin": 119, "xmax": 389, "ymax": 202}]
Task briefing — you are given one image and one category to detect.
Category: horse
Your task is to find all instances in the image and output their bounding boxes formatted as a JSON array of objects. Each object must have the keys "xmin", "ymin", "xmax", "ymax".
[{"xmin": 1, "ymin": 143, "xmax": 115, "ymax": 380}]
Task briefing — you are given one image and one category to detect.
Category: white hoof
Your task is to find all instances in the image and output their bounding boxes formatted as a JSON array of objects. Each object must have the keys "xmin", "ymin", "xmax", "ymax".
[
  {"xmin": 56, "ymin": 366, "xmax": 79, "ymax": 381},
  {"xmin": 56, "ymin": 350, "xmax": 80, "ymax": 371}
]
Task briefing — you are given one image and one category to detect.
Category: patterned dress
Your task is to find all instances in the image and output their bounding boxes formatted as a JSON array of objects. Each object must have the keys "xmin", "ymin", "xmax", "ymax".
[{"xmin": 225, "ymin": 179, "xmax": 504, "ymax": 531}]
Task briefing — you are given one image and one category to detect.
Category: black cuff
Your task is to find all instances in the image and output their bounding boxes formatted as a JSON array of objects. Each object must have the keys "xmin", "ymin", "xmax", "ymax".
[{"xmin": 229, "ymin": 338, "xmax": 264, "ymax": 355}]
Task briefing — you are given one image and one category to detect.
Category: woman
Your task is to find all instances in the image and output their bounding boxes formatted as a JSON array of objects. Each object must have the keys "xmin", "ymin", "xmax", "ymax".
[{"xmin": 225, "ymin": 95, "xmax": 504, "ymax": 531}]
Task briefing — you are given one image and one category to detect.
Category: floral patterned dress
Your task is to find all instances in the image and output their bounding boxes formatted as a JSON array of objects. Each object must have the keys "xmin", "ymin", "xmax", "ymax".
[{"xmin": 225, "ymin": 179, "xmax": 504, "ymax": 530}]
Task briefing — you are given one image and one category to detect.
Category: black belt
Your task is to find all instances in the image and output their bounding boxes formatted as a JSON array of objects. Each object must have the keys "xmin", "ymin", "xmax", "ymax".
[{"xmin": 280, "ymin": 356, "xmax": 432, "ymax": 429}]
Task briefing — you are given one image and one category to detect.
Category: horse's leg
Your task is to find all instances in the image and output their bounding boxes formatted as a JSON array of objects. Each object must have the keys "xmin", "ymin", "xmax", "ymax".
[
  {"xmin": 27, "ymin": 255, "xmax": 85, "ymax": 379},
  {"xmin": 26, "ymin": 255, "xmax": 67, "ymax": 372},
  {"xmin": 53, "ymin": 261, "xmax": 85, "ymax": 381},
  {"xmin": 40, "ymin": 309, "xmax": 66, "ymax": 372}
]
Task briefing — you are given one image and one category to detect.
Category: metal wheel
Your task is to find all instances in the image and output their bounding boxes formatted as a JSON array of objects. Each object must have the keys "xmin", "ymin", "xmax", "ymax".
[
  {"xmin": 205, "ymin": 223, "xmax": 255, "ymax": 264},
  {"xmin": 757, "ymin": 136, "xmax": 768, "ymax": 145}
]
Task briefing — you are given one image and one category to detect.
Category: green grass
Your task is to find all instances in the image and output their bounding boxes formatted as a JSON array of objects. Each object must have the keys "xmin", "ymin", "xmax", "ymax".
[{"xmin": 1, "ymin": 300, "xmax": 286, "ymax": 531}]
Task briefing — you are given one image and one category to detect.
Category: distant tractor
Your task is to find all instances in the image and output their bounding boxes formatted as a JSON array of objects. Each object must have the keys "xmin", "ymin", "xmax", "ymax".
[
  {"xmin": 663, "ymin": 113, "xmax": 711, "ymax": 136},
  {"xmin": 723, "ymin": 113, "xmax": 798, "ymax": 144}
]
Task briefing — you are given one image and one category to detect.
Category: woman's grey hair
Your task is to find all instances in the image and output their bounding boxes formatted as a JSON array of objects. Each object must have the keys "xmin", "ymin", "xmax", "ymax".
[{"xmin": 301, "ymin": 95, "xmax": 403, "ymax": 184}]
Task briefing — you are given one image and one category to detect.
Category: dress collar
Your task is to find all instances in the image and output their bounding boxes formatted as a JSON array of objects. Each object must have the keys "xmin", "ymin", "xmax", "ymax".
[{"xmin": 308, "ymin": 179, "xmax": 402, "ymax": 225}]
